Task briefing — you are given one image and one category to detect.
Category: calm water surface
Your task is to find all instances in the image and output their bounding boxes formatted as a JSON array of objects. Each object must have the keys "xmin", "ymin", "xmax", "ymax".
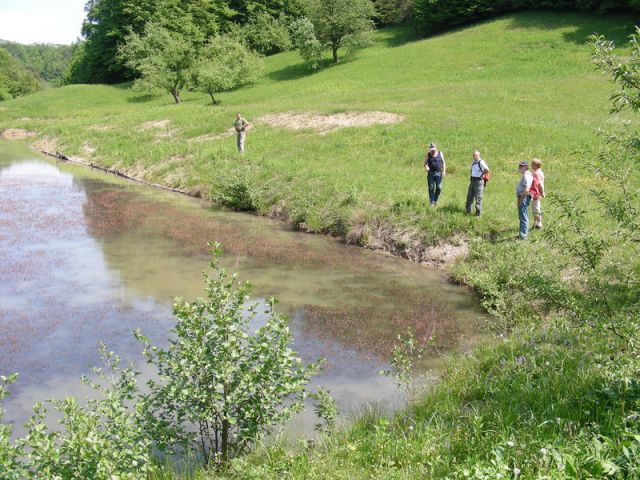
[{"xmin": 0, "ymin": 141, "xmax": 488, "ymax": 435}]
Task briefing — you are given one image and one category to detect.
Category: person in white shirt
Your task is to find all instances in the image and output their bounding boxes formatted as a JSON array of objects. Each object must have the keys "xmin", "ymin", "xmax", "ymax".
[
  {"xmin": 465, "ymin": 150, "xmax": 490, "ymax": 216},
  {"xmin": 516, "ymin": 161, "xmax": 534, "ymax": 240}
]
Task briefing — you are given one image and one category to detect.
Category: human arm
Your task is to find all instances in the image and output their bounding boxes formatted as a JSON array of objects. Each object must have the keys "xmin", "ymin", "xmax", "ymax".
[
  {"xmin": 424, "ymin": 154, "xmax": 430, "ymax": 172},
  {"xmin": 441, "ymin": 153, "xmax": 446, "ymax": 177},
  {"xmin": 518, "ymin": 174, "xmax": 532, "ymax": 205}
]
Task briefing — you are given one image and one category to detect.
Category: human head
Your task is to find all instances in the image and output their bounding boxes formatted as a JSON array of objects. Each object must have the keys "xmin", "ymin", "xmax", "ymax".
[
  {"xmin": 429, "ymin": 143, "xmax": 437, "ymax": 152},
  {"xmin": 473, "ymin": 150, "xmax": 481, "ymax": 160},
  {"xmin": 236, "ymin": 112, "xmax": 241, "ymax": 119},
  {"xmin": 532, "ymin": 158, "xmax": 542, "ymax": 170},
  {"xmin": 518, "ymin": 161, "xmax": 529, "ymax": 172}
]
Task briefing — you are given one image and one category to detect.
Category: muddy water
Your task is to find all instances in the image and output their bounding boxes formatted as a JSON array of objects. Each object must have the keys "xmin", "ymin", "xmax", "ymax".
[{"xmin": 0, "ymin": 141, "xmax": 487, "ymax": 435}]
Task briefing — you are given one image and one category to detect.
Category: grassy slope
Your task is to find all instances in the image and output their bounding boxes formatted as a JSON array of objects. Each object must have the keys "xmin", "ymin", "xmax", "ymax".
[
  {"xmin": 0, "ymin": 12, "xmax": 635, "ymax": 247},
  {"xmin": 2, "ymin": 12, "xmax": 639, "ymax": 479}
]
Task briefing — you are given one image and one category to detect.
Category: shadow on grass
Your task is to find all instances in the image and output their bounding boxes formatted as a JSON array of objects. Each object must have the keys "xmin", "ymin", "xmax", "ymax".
[
  {"xmin": 268, "ymin": 56, "xmax": 360, "ymax": 82},
  {"xmin": 376, "ymin": 25, "xmax": 420, "ymax": 48},
  {"xmin": 268, "ymin": 61, "xmax": 316, "ymax": 82},
  {"xmin": 437, "ymin": 204, "xmax": 468, "ymax": 215},
  {"xmin": 127, "ymin": 94, "xmax": 157, "ymax": 104},
  {"xmin": 506, "ymin": 11, "xmax": 636, "ymax": 45}
]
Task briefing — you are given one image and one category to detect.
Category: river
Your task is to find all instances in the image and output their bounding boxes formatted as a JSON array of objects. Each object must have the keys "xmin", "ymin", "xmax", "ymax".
[{"xmin": 0, "ymin": 140, "xmax": 487, "ymax": 436}]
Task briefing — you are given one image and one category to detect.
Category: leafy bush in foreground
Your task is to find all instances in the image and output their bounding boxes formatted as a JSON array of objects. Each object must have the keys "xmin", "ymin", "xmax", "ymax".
[
  {"xmin": 0, "ymin": 246, "xmax": 321, "ymax": 476},
  {"xmin": 136, "ymin": 244, "xmax": 321, "ymax": 467}
]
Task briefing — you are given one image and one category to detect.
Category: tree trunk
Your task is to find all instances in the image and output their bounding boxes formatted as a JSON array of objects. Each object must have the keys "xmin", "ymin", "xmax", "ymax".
[
  {"xmin": 209, "ymin": 91, "xmax": 218, "ymax": 105},
  {"xmin": 332, "ymin": 43, "xmax": 339, "ymax": 64},
  {"xmin": 171, "ymin": 87, "xmax": 180, "ymax": 104},
  {"xmin": 221, "ymin": 417, "xmax": 229, "ymax": 464}
]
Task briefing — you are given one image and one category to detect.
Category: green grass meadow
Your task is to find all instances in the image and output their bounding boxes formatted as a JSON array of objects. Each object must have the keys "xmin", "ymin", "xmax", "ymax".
[
  {"xmin": 1, "ymin": 12, "xmax": 635, "ymax": 246},
  {"xmin": 2, "ymin": 11, "xmax": 639, "ymax": 479}
]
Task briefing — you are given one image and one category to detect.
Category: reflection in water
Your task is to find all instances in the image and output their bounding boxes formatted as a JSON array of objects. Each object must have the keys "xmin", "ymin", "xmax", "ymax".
[{"xmin": 0, "ymin": 141, "xmax": 488, "ymax": 435}]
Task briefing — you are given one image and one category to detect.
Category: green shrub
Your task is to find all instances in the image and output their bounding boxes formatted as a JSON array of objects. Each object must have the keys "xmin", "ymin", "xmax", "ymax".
[{"xmin": 135, "ymin": 245, "xmax": 321, "ymax": 466}]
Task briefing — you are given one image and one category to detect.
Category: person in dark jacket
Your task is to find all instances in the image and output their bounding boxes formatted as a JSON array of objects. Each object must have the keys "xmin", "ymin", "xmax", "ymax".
[{"xmin": 424, "ymin": 142, "xmax": 446, "ymax": 206}]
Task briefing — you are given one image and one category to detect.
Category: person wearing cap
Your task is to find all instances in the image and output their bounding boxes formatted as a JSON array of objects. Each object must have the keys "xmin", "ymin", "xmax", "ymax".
[
  {"xmin": 516, "ymin": 161, "xmax": 534, "ymax": 240},
  {"xmin": 530, "ymin": 158, "xmax": 545, "ymax": 229},
  {"xmin": 424, "ymin": 143, "xmax": 446, "ymax": 206},
  {"xmin": 466, "ymin": 150, "xmax": 490, "ymax": 216},
  {"xmin": 234, "ymin": 112, "xmax": 250, "ymax": 153}
]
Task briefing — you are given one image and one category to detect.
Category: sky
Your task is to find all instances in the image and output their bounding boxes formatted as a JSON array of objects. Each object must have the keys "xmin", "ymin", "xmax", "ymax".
[{"xmin": 0, "ymin": 0, "xmax": 86, "ymax": 45}]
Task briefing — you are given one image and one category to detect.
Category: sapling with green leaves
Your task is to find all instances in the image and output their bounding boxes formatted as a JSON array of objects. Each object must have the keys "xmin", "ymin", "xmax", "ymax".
[
  {"xmin": 19, "ymin": 344, "xmax": 157, "ymax": 479},
  {"xmin": 135, "ymin": 243, "xmax": 322, "ymax": 467},
  {"xmin": 118, "ymin": 22, "xmax": 196, "ymax": 103},
  {"xmin": 193, "ymin": 36, "xmax": 264, "ymax": 105},
  {"xmin": 0, "ymin": 373, "xmax": 25, "ymax": 480},
  {"xmin": 291, "ymin": 18, "xmax": 323, "ymax": 70},
  {"xmin": 310, "ymin": 388, "xmax": 338, "ymax": 435},
  {"xmin": 381, "ymin": 328, "xmax": 433, "ymax": 405},
  {"xmin": 299, "ymin": 0, "xmax": 376, "ymax": 65},
  {"xmin": 538, "ymin": 30, "xmax": 640, "ymax": 345}
]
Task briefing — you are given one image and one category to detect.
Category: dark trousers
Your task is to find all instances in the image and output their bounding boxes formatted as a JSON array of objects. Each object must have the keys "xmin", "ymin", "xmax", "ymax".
[
  {"xmin": 427, "ymin": 171, "xmax": 443, "ymax": 204},
  {"xmin": 466, "ymin": 178, "xmax": 484, "ymax": 214}
]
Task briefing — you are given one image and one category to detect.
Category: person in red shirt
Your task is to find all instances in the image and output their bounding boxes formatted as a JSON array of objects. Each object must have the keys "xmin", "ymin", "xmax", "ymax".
[{"xmin": 530, "ymin": 158, "xmax": 546, "ymax": 229}]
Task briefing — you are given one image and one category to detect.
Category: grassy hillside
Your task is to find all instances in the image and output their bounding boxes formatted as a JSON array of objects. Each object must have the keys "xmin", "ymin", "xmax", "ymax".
[
  {"xmin": 1, "ymin": 11, "xmax": 639, "ymax": 479},
  {"xmin": 0, "ymin": 12, "xmax": 635, "ymax": 251}
]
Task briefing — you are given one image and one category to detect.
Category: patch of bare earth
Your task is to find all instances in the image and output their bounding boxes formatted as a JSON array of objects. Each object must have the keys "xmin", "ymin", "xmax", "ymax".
[
  {"xmin": 139, "ymin": 119, "xmax": 178, "ymax": 139},
  {"xmin": 0, "ymin": 128, "xmax": 36, "ymax": 140},
  {"xmin": 88, "ymin": 125, "xmax": 113, "ymax": 131},
  {"xmin": 256, "ymin": 111, "xmax": 404, "ymax": 135},
  {"xmin": 187, "ymin": 128, "xmax": 236, "ymax": 143},
  {"xmin": 362, "ymin": 220, "xmax": 468, "ymax": 268},
  {"xmin": 139, "ymin": 119, "xmax": 171, "ymax": 130},
  {"xmin": 120, "ymin": 154, "xmax": 192, "ymax": 188},
  {"xmin": 30, "ymin": 136, "xmax": 60, "ymax": 155},
  {"xmin": 187, "ymin": 111, "xmax": 403, "ymax": 143},
  {"xmin": 82, "ymin": 143, "xmax": 96, "ymax": 156}
]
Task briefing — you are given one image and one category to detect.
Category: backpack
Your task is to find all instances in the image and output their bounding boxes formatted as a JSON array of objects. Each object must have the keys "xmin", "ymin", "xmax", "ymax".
[{"xmin": 482, "ymin": 170, "xmax": 491, "ymax": 185}]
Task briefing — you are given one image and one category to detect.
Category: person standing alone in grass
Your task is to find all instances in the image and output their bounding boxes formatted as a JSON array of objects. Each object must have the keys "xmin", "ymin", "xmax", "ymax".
[
  {"xmin": 530, "ymin": 158, "xmax": 545, "ymax": 229},
  {"xmin": 516, "ymin": 161, "xmax": 533, "ymax": 240},
  {"xmin": 424, "ymin": 143, "xmax": 446, "ymax": 206},
  {"xmin": 234, "ymin": 112, "xmax": 250, "ymax": 153},
  {"xmin": 465, "ymin": 150, "xmax": 490, "ymax": 216}
]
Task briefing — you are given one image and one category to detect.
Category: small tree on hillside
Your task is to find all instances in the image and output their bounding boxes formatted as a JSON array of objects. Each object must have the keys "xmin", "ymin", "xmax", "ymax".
[
  {"xmin": 118, "ymin": 22, "xmax": 195, "ymax": 103},
  {"xmin": 305, "ymin": 0, "xmax": 376, "ymax": 64},
  {"xmin": 194, "ymin": 36, "xmax": 264, "ymax": 105},
  {"xmin": 291, "ymin": 17, "xmax": 323, "ymax": 70},
  {"xmin": 135, "ymin": 244, "xmax": 321, "ymax": 467}
]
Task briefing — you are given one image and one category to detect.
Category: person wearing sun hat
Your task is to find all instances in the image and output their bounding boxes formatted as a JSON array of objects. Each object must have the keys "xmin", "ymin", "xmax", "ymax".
[
  {"xmin": 516, "ymin": 161, "xmax": 534, "ymax": 240},
  {"xmin": 423, "ymin": 142, "xmax": 446, "ymax": 206}
]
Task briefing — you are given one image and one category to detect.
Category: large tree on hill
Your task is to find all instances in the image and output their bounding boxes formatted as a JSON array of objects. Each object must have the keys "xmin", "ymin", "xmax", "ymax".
[
  {"xmin": 79, "ymin": 0, "xmax": 158, "ymax": 83},
  {"xmin": 305, "ymin": 0, "xmax": 376, "ymax": 64},
  {"xmin": 75, "ymin": 0, "xmax": 235, "ymax": 84},
  {"xmin": 194, "ymin": 36, "xmax": 264, "ymax": 105},
  {"xmin": 118, "ymin": 22, "xmax": 195, "ymax": 103},
  {"xmin": 227, "ymin": 0, "xmax": 306, "ymax": 23}
]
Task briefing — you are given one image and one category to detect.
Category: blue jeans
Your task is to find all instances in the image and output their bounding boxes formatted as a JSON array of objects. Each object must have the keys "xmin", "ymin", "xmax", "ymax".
[
  {"xmin": 427, "ymin": 171, "xmax": 443, "ymax": 204},
  {"xmin": 518, "ymin": 194, "xmax": 531, "ymax": 239}
]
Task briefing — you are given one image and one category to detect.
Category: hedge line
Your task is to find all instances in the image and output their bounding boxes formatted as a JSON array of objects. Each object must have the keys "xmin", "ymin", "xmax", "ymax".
[{"xmin": 413, "ymin": 0, "xmax": 640, "ymax": 33}]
